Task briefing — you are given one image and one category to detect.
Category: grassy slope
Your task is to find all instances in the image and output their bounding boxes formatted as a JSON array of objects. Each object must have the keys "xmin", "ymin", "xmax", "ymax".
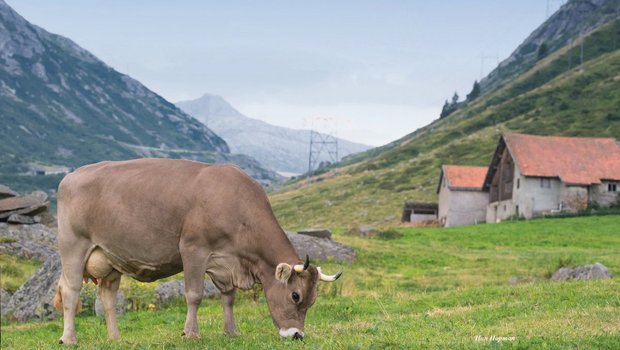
[
  {"xmin": 270, "ymin": 20, "xmax": 620, "ymax": 229},
  {"xmin": 2, "ymin": 216, "xmax": 619, "ymax": 349},
  {"xmin": 0, "ymin": 254, "xmax": 40, "ymax": 293}
]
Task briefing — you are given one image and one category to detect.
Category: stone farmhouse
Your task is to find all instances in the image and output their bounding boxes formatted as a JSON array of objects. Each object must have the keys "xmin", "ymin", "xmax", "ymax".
[
  {"xmin": 483, "ymin": 133, "xmax": 620, "ymax": 222},
  {"xmin": 436, "ymin": 165, "xmax": 488, "ymax": 227},
  {"xmin": 437, "ymin": 133, "xmax": 620, "ymax": 227}
]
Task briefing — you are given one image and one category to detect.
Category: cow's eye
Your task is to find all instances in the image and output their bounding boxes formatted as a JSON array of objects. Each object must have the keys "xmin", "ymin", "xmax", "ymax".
[{"xmin": 292, "ymin": 292, "xmax": 300, "ymax": 303}]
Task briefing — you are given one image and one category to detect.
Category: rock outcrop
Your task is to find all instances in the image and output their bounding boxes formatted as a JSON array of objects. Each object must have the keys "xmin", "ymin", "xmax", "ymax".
[
  {"xmin": 0, "ymin": 185, "xmax": 49, "ymax": 224},
  {"xmin": 2, "ymin": 253, "xmax": 61, "ymax": 321},
  {"xmin": 286, "ymin": 232, "xmax": 355, "ymax": 263},
  {"xmin": 551, "ymin": 263, "xmax": 612, "ymax": 281},
  {"xmin": 155, "ymin": 280, "xmax": 220, "ymax": 306}
]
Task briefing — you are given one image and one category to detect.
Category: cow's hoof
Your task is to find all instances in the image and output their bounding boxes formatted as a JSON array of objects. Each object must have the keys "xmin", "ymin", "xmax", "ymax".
[
  {"xmin": 58, "ymin": 336, "xmax": 77, "ymax": 345},
  {"xmin": 181, "ymin": 331, "xmax": 199, "ymax": 339},
  {"xmin": 224, "ymin": 329, "xmax": 240, "ymax": 337}
]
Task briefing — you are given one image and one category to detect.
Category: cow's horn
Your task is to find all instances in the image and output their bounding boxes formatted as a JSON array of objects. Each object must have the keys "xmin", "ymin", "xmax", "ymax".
[
  {"xmin": 317, "ymin": 267, "xmax": 342, "ymax": 282},
  {"xmin": 293, "ymin": 255, "xmax": 310, "ymax": 273}
]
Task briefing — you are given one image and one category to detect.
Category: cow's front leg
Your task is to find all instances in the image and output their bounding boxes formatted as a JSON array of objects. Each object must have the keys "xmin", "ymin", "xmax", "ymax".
[
  {"xmin": 99, "ymin": 272, "xmax": 122, "ymax": 340},
  {"xmin": 180, "ymin": 243, "xmax": 208, "ymax": 338},
  {"xmin": 222, "ymin": 289, "xmax": 239, "ymax": 336}
]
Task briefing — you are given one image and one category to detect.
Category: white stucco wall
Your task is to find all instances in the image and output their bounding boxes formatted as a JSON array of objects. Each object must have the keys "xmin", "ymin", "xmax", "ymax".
[
  {"xmin": 438, "ymin": 176, "xmax": 450, "ymax": 225},
  {"xmin": 411, "ymin": 213, "xmax": 437, "ymax": 222},
  {"xmin": 590, "ymin": 181, "xmax": 619, "ymax": 206},
  {"xmin": 438, "ymin": 184, "xmax": 488, "ymax": 227},
  {"xmin": 488, "ymin": 166, "xmax": 565, "ymax": 222}
]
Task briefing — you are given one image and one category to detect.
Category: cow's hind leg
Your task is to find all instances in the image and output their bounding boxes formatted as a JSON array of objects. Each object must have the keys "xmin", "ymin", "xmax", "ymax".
[
  {"xmin": 98, "ymin": 271, "xmax": 122, "ymax": 340},
  {"xmin": 57, "ymin": 235, "xmax": 91, "ymax": 345},
  {"xmin": 222, "ymin": 289, "xmax": 239, "ymax": 336},
  {"xmin": 180, "ymin": 243, "xmax": 208, "ymax": 338}
]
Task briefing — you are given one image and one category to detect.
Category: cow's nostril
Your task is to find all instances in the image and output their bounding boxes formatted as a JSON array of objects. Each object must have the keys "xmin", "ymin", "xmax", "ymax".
[{"xmin": 293, "ymin": 332, "xmax": 303, "ymax": 340}]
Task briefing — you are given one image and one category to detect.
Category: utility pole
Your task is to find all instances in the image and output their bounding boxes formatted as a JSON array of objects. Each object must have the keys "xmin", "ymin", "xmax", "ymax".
[{"xmin": 307, "ymin": 117, "xmax": 339, "ymax": 180}]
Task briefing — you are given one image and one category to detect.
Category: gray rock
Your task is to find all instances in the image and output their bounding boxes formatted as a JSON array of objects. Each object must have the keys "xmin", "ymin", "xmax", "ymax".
[
  {"xmin": 0, "ymin": 202, "xmax": 49, "ymax": 220},
  {"xmin": 0, "ymin": 238, "xmax": 56, "ymax": 262},
  {"xmin": 7, "ymin": 214, "xmax": 40, "ymax": 224},
  {"xmin": 4, "ymin": 252, "xmax": 61, "ymax": 322},
  {"xmin": 0, "ymin": 185, "xmax": 18, "ymax": 199},
  {"xmin": 286, "ymin": 232, "xmax": 355, "ymax": 263},
  {"xmin": 0, "ymin": 223, "xmax": 57, "ymax": 246},
  {"xmin": 0, "ymin": 195, "xmax": 45, "ymax": 213},
  {"xmin": 1, "ymin": 288, "xmax": 12, "ymax": 317},
  {"xmin": 298, "ymin": 228, "xmax": 332, "ymax": 239},
  {"xmin": 95, "ymin": 291, "xmax": 126, "ymax": 316},
  {"xmin": 346, "ymin": 225, "xmax": 377, "ymax": 237},
  {"xmin": 551, "ymin": 263, "xmax": 612, "ymax": 281},
  {"xmin": 0, "ymin": 223, "xmax": 57, "ymax": 261},
  {"xmin": 155, "ymin": 279, "xmax": 220, "ymax": 306}
]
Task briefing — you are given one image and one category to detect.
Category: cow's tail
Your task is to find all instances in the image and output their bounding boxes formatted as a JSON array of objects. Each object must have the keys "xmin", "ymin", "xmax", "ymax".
[{"xmin": 53, "ymin": 285, "xmax": 82, "ymax": 313}]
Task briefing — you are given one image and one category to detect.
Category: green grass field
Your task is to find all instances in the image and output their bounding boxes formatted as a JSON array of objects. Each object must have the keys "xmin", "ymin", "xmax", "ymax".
[{"xmin": 1, "ymin": 216, "xmax": 619, "ymax": 349}]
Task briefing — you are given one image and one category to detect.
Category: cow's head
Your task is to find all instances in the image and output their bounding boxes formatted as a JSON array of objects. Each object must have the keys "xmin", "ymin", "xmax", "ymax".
[{"xmin": 264, "ymin": 255, "xmax": 341, "ymax": 340}]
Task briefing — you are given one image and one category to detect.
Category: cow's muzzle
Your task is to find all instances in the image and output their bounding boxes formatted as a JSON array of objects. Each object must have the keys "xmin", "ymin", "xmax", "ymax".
[{"xmin": 279, "ymin": 327, "xmax": 304, "ymax": 340}]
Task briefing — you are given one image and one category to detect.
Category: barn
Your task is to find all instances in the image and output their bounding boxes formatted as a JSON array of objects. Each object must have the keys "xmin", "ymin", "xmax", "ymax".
[{"xmin": 483, "ymin": 133, "xmax": 620, "ymax": 222}]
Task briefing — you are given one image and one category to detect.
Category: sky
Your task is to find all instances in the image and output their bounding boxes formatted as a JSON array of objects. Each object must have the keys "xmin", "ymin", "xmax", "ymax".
[{"xmin": 8, "ymin": 0, "xmax": 564, "ymax": 146}]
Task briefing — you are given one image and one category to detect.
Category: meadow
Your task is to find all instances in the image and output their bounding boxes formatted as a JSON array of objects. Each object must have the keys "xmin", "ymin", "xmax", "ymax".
[{"xmin": 1, "ymin": 215, "xmax": 619, "ymax": 349}]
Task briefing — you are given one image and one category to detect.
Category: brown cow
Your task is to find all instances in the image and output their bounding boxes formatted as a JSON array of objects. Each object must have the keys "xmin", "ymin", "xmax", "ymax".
[{"xmin": 54, "ymin": 158, "xmax": 341, "ymax": 344}]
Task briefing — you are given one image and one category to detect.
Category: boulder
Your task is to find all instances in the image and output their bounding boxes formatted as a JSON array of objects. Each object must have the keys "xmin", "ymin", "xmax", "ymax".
[
  {"xmin": 95, "ymin": 291, "xmax": 126, "ymax": 316},
  {"xmin": 0, "ymin": 202, "xmax": 49, "ymax": 220},
  {"xmin": 0, "ymin": 195, "xmax": 45, "ymax": 213},
  {"xmin": 0, "ymin": 288, "xmax": 12, "ymax": 317},
  {"xmin": 286, "ymin": 232, "xmax": 355, "ymax": 263},
  {"xmin": 0, "ymin": 223, "xmax": 57, "ymax": 261},
  {"xmin": 7, "ymin": 214, "xmax": 40, "ymax": 225},
  {"xmin": 3, "ymin": 253, "xmax": 61, "ymax": 322},
  {"xmin": 155, "ymin": 279, "xmax": 220, "ymax": 306},
  {"xmin": 551, "ymin": 263, "xmax": 612, "ymax": 281},
  {"xmin": 0, "ymin": 185, "xmax": 18, "ymax": 199},
  {"xmin": 298, "ymin": 228, "xmax": 332, "ymax": 239},
  {"xmin": 0, "ymin": 223, "xmax": 57, "ymax": 247},
  {"xmin": 346, "ymin": 225, "xmax": 377, "ymax": 237}
]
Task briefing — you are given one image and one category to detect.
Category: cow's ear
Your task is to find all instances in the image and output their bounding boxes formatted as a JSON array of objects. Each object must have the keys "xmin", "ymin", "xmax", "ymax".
[{"xmin": 275, "ymin": 263, "xmax": 293, "ymax": 283}]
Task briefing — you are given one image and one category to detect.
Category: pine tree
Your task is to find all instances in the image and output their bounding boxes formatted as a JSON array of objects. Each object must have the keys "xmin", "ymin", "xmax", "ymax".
[
  {"xmin": 451, "ymin": 92, "xmax": 459, "ymax": 105},
  {"xmin": 466, "ymin": 80, "xmax": 481, "ymax": 101},
  {"xmin": 440, "ymin": 100, "xmax": 451, "ymax": 118}
]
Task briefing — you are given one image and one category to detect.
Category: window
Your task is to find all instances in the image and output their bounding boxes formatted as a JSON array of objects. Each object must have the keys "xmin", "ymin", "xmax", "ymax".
[
  {"xmin": 516, "ymin": 205, "xmax": 519, "ymax": 217},
  {"xmin": 540, "ymin": 178, "xmax": 551, "ymax": 188},
  {"xmin": 609, "ymin": 183, "xmax": 618, "ymax": 192},
  {"xmin": 517, "ymin": 178, "xmax": 520, "ymax": 189}
]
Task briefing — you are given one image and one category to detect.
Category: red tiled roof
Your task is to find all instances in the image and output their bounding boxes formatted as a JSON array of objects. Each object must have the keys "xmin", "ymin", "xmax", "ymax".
[
  {"xmin": 443, "ymin": 165, "xmax": 488, "ymax": 190},
  {"xmin": 504, "ymin": 133, "xmax": 620, "ymax": 185}
]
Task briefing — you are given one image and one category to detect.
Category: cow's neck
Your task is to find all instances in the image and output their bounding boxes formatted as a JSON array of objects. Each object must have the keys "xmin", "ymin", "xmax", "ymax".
[{"xmin": 251, "ymin": 231, "xmax": 300, "ymax": 289}]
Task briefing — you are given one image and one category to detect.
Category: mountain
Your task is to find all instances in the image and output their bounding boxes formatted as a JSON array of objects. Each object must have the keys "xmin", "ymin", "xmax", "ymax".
[
  {"xmin": 269, "ymin": 15, "xmax": 620, "ymax": 229},
  {"xmin": 0, "ymin": 0, "xmax": 279, "ymax": 191},
  {"xmin": 480, "ymin": 0, "xmax": 620, "ymax": 93},
  {"xmin": 176, "ymin": 94, "xmax": 372, "ymax": 174}
]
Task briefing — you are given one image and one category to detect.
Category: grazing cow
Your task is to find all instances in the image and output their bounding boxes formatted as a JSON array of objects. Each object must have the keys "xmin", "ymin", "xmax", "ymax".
[{"xmin": 54, "ymin": 158, "xmax": 341, "ymax": 344}]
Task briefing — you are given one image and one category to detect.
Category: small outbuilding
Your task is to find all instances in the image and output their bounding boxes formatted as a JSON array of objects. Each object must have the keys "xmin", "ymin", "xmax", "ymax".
[
  {"xmin": 437, "ymin": 165, "xmax": 489, "ymax": 227},
  {"xmin": 401, "ymin": 201, "xmax": 438, "ymax": 223}
]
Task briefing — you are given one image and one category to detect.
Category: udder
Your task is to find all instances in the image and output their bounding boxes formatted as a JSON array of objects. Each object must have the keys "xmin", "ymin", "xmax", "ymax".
[{"xmin": 84, "ymin": 247, "xmax": 121, "ymax": 287}]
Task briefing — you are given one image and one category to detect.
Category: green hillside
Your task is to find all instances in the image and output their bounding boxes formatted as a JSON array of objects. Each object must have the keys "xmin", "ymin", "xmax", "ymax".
[{"xmin": 270, "ymin": 19, "xmax": 620, "ymax": 229}]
